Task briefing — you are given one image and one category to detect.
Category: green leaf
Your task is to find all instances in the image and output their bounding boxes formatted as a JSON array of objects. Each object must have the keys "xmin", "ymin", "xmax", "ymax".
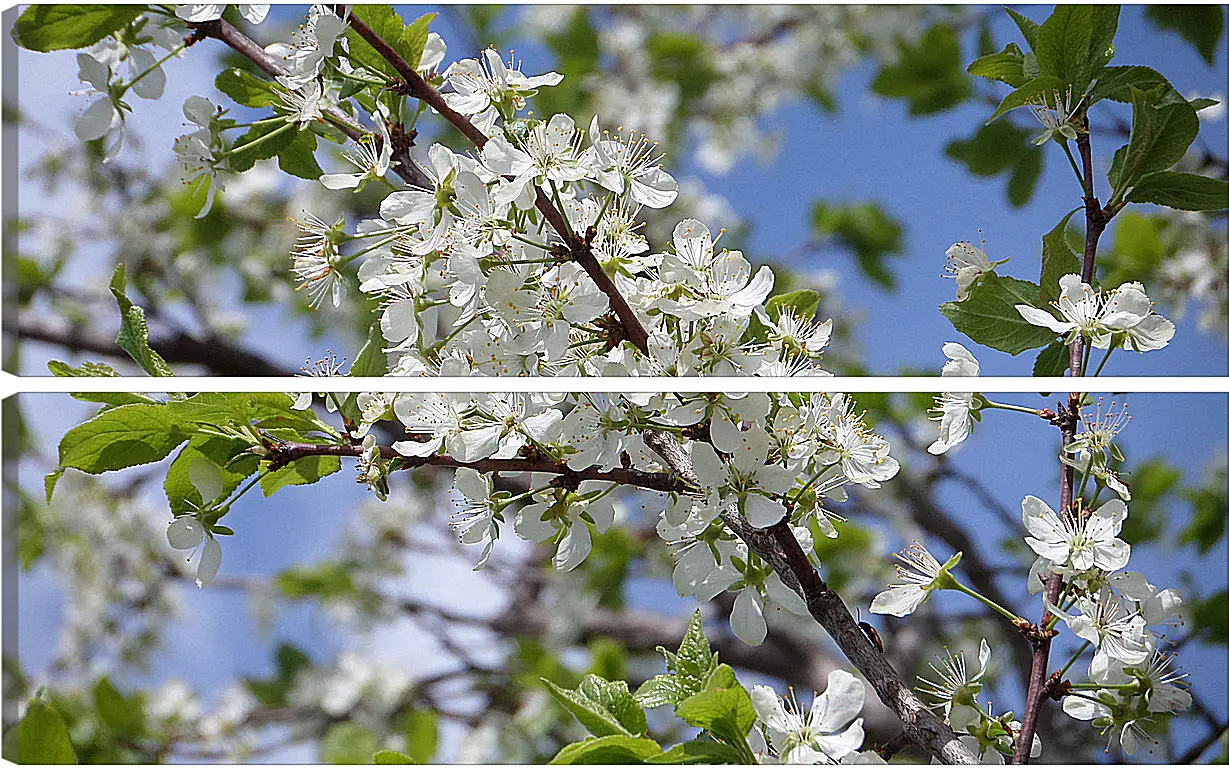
[
  {"xmin": 649, "ymin": 739, "xmax": 746, "ymax": 764},
  {"xmin": 275, "ymin": 561, "xmax": 358, "ymax": 601},
  {"xmin": 1145, "ymin": 5, "xmax": 1225, "ymax": 66},
  {"xmin": 228, "ymin": 121, "xmax": 296, "ymax": 173},
  {"xmin": 1034, "ymin": 5, "xmax": 1096, "ymax": 92},
  {"xmin": 1089, "ymin": 66, "xmax": 1171, "ymax": 104},
  {"xmin": 1040, "ymin": 209, "xmax": 1083, "ymax": 304},
  {"xmin": 646, "ymin": 33, "xmax": 716, "ymax": 110},
  {"xmin": 402, "ymin": 709, "xmax": 438, "ymax": 764},
  {"xmin": 967, "ymin": 42, "xmax": 1030, "ymax": 87},
  {"xmin": 550, "ymin": 736, "xmax": 663, "ymax": 765},
  {"xmin": 321, "ymin": 722, "xmax": 379, "ymax": 764},
  {"xmin": 988, "ymin": 75, "xmax": 1065, "ymax": 121},
  {"xmin": 373, "ymin": 750, "xmax": 414, "ymax": 765},
  {"xmin": 58, "ymin": 403, "xmax": 188, "ymax": 475},
  {"xmin": 93, "ymin": 677, "xmax": 145, "ymax": 738},
  {"xmin": 48, "ymin": 360, "xmax": 159, "ymax": 407},
  {"xmin": 109, "ymin": 264, "xmax": 175, "ymax": 377},
  {"xmin": 2, "ymin": 698, "xmax": 77, "ymax": 763},
  {"xmin": 1190, "ymin": 589, "xmax": 1228, "ymax": 645},
  {"xmin": 343, "ymin": 6, "xmax": 436, "ymax": 79},
  {"xmin": 635, "ymin": 610, "xmax": 718, "ymax": 708},
  {"xmin": 44, "ymin": 470, "xmax": 63, "ymax": 503},
  {"xmin": 810, "ymin": 202, "xmax": 904, "ymax": 288},
  {"xmin": 1032, "ymin": 339, "xmax": 1070, "ymax": 377},
  {"xmin": 11, "ymin": 5, "xmax": 143, "ymax": 52},
  {"xmin": 277, "ymin": 128, "xmax": 323, "ymax": 180},
  {"xmin": 870, "ymin": 24, "xmax": 971, "ymax": 116},
  {"xmin": 215, "ymin": 68, "xmax": 278, "ymax": 108},
  {"xmin": 1111, "ymin": 86, "xmax": 1199, "ymax": 196},
  {"xmin": 1005, "ymin": 8, "xmax": 1041, "ymax": 49},
  {"xmin": 1087, "ymin": 5, "xmax": 1121, "ymax": 72},
  {"xmin": 544, "ymin": 675, "xmax": 646, "ymax": 738},
  {"xmin": 765, "ymin": 289, "xmax": 821, "ymax": 321},
  {"xmin": 939, "ymin": 273, "xmax": 1057, "ymax": 355},
  {"xmin": 399, "ymin": 13, "xmax": 437, "ymax": 71},
  {"xmin": 261, "ymin": 454, "xmax": 342, "ymax": 496},
  {"xmin": 675, "ymin": 687, "xmax": 756, "ymax": 745},
  {"xmin": 1126, "ymin": 171, "xmax": 1229, "ymax": 212},
  {"xmin": 164, "ymin": 437, "xmax": 258, "ymax": 515},
  {"xmin": 1007, "ymin": 149, "xmax": 1044, "ymax": 207},
  {"xmin": 945, "ymin": 119, "xmax": 1045, "ymax": 206}
]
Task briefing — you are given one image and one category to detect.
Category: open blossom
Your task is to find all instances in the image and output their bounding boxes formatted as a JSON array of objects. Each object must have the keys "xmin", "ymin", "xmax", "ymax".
[
  {"xmin": 1016, "ymin": 274, "xmax": 1174, "ymax": 352},
  {"xmin": 750, "ymin": 670, "xmax": 867, "ymax": 764},
  {"xmin": 870, "ymin": 542, "xmax": 961, "ymax": 617},
  {"xmin": 443, "ymin": 49, "xmax": 562, "ymax": 134},
  {"xmin": 321, "ymin": 105, "xmax": 393, "ymax": 190},
  {"xmin": 691, "ymin": 428, "xmax": 793, "ymax": 528},
  {"xmin": 515, "ymin": 483, "xmax": 617, "ymax": 572},
  {"xmin": 1022, "ymin": 496, "xmax": 1130, "ymax": 573},
  {"xmin": 944, "ymin": 241, "xmax": 1005, "ymax": 300},
  {"xmin": 1028, "ymin": 87, "xmax": 1083, "ymax": 145},
  {"xmin": 448, "ymin": 468, "xmax": 500, "ymax": 569},
  {"xmin": 585, "ymin": 115, "xmax": 678, "ymax": 208},
  {"xmin": 1051, "ymin": 588, "xmax": 1151, "ymax": 678},
  {"xmin": 927, "ymin": 342, "xmax": 980, "ymax": 455}
]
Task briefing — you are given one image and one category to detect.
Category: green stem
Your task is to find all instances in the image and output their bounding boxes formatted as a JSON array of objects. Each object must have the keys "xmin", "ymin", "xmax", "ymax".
[
  {"xmin": 593, "ymin": 193, "xmax": 615, "ymax": 230},
  {"xmin": 549, "ymin": 180, "xmax": 574, "ymax": 240},
  {"xmin": 981, "ymin": 398, "xmax": 1043, "ymax": 416},
  {"xmin": 1091, "ymin": 345, "xmax": 1115, "ymax": 377},
  {"xmin": 950, "ymin": 578, "xmax": 1023, "ymax": 624},
  {"xmin": 510, "ymin": 232, "xmax": 555, "ymax": 252},
  {"xmin": 225, "ymin": 121, "xmax": 296, "ymax": 157},
  {"xmin": 226, "ymin": 116, "xmax": 289, "ymax": 130},
  {"xmin": 1059, "ymin": 641, "xmax": 1091, "ymax": 678},
  {"xmin": 1060, "ymin": 141, "xmax": 1086, "ymax": 190},
  {"xmin": 119, "ymin": 42, "xmax": 186, "ymax": 96}
]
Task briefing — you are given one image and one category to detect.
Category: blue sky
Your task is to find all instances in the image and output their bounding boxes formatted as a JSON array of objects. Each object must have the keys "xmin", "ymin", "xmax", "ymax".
[{"xmin": 9, "ymin": 5, "xmax": 1228, "ymax": 763}]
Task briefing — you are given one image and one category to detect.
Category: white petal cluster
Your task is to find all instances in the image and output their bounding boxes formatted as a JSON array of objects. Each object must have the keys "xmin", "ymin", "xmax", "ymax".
[
  {"xmin": 1016, "ymin": 274, "xmax": 1175, "ymax": 352},
  {"xmin": 750, "ymin": 670, "xmax": 868, "ymax": 763}
]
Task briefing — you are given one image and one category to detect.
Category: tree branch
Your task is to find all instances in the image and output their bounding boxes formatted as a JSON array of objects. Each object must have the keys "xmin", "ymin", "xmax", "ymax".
[
  {"xmin": 267, "ymin": 439, "xmax": 690, "ymax": 494},
  {"xmin": 1014, "ymin": 117, "xmax": 1112, "ymax": 764},
  {"xmin": 191, "ymin": 16, "xmax": 431, "ymax": 189},
  {"xmin": 641, "ymin": 432, "xmax": 979, "ymax": 764},
  {"xmin": 338, "ymin": 7, "xmax": 652, "ymax": 353}
]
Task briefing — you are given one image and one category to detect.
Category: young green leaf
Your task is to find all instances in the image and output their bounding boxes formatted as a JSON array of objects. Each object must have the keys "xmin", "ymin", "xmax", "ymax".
[
  {"xmin": 1005, "ymin": 7, "xmax": 1041, "ymax": 48},
  {"xmin": 372, "ymin": 750, "xmax": 415, "ymax": 765},
  {"xmin": 11, "ymin": 5, "xmax": 143, "ymax": 52},
  {"xmin": 277, "ymin": 128, "xmax": 324, "ymax": 180},
  {"xmin": 549, "ymin": 735, "xmax": 663, "ymax": 765},
  {"xmin": 1089, "ymin": 66, "xmax": 1170, "ymax": 105},
  {"xmin": 544, "ymin": 675, "xmax": 646, "ymax": 738},
  {"xmin": 939, "ymin": 273, "xmax": 1057, "ymax": 355},
  {"xmin": 109, "ymin": 264, "xmax": 176, "ymax": 377}
]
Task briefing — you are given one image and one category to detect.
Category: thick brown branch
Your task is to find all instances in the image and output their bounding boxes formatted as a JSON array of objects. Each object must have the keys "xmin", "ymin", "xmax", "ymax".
[
  {"xmin": 17, "ymin": 314, "xmax": 291, "ymax": 377},
  {"xmin": 1014, "ymin": 120, "xmax": 1110, "ymax": 765},
  {"xmin": 642, "ymin": 432, "xmax": 977, "ymax": 764},
  {"xmin": 267, "ymin": 440, "xmax": 690, "ymax": 494}
]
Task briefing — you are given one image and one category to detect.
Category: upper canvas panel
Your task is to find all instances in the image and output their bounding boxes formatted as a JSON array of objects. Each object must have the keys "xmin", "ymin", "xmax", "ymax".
[{"xmin": 5, "ymin": 5, "xmax": 1226, "ymax": 378}]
